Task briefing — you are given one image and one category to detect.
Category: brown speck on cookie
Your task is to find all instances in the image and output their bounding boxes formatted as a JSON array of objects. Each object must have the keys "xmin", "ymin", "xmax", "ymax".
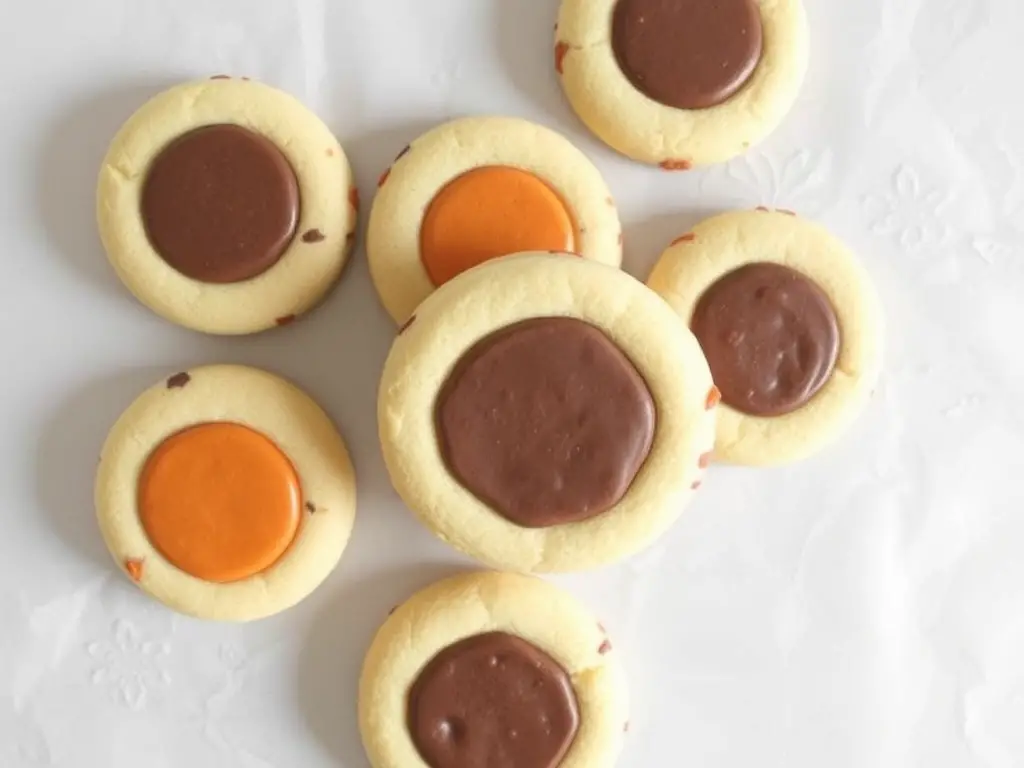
[
  {"xmin": 210, "ymin": 74, "xmax": 231, "ymax": 80},
  {"xmin": 698, "ymin": 451, "xmax": 713, "ymax": 469},
  {"xmin": 706, "ymin": 386, "xmax": 721, "ymax": 409},
  {"xmin": 691, "ymin": 480, "xmax": 702, "ymax": 491},
  {"xmin": 395, "ymin": 145, "xmax": 412, "ymax": 162},
  {"xmin": 275, "ymin": 315, "xmax": 296, "ymax": 327},
  {"xmin": 305, "ymin": 501, "xmax": 316, "ymax": 513},
  {"xmin": 349, "ymin": 186, "xmax": 360, "ymax": 212},
  {"xmin": 672, "ymin": 233, "xmax": 696, "ymax": 246},
  {"xmin": 166, "ymin": 372, "xmax": 191, "ymax": 389},
  {"xmin": 398, "ymin": 314, "xmax": 417, "ymax": 335},
  {"xmin": 302, "ymin": 228, "xmax": 326, "ymax": 243},
  {"xmin": 779, "ymin": 208, "xmax": 797, "ymax": 216},
  {"xmin": 555, "ymin": 41, "xmax": 570, "ymax": 74},
  {"xmin": 659, "ymin": 158, "xmax": 692, "ymax": 171},
  {"xmin": 755, "ymin": 205, "xmax": 770, "ymax": 212},
  {"xmin": 326, "ymin": 148, "xmax": 335, "ymax": 157},
  {"xmin": 598, "ymin": 639, "xmax": 613, "ymax": 655},
  {"xmin": 378, "ymin": 167, "xmax": 391, "ymax": 188},
  {"xmin": 605, "ymin": 196, "xmax": 615, "ymax": 207},
  {"xmin": 125, "ymin": 558, "xmax": 144, "ymax": 582}
]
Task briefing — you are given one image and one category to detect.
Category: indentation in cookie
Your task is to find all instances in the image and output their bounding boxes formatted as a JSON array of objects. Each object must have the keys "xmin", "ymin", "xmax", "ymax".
[
  {"xmin": 140, "ymin": 124, "xmax": 300, "ymax": 284},
  {"xmin": 137, "ymin": 422, "xmax": 302, "ymax": 584},
  {"xmin": 302, "ymin": 228, "xmax": 326, "ymax": 243},
  {"xmin": 435, "ymin": 317, "xmax": 656, "ymax": 528},
  {"xmin": 690, "ymin": 262, "xmax": 840, "ymax": 417},
  {"xmin": 407, "ymin": 632, "xmax": 580, "ymax": 768},
  {"xmin": 420, "ymin": 167, "xmax": 578, "ymax": 286}
]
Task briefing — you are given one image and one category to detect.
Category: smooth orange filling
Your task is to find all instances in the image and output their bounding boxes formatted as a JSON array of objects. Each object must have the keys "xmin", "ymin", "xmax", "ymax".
[
  {"xmin": 138, "ymin": 422, "xmax": 301, "ymax": 583},
  {"xmin": 420, "ymin": 166, "xmax": 576, "ymax": 286}
]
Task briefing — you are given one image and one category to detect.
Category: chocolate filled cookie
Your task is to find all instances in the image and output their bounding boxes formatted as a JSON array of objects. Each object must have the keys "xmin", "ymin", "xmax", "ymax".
[
  {"xmin": 359, "ymin": 571, "xmax": 628, "ymax": 768},
  {"xmin": 555, "ymin": 0, "xmax": 808, "ymax": 167},
  {"xmin": 648, "ymin": 209, "xmax": 883, "ymax": 465},
  {"xmin": 378, "ymin": 253, "xmax": 716, "ymax": 572},
  {"xmin": 97, "ymin": 77, "xmax": 358, "ymax": 334}
]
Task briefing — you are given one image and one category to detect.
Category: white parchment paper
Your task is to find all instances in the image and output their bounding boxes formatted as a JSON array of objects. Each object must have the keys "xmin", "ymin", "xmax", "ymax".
[{"xmin": 2, "ymin": 0, "xmax": 1022, "ymax": 765}]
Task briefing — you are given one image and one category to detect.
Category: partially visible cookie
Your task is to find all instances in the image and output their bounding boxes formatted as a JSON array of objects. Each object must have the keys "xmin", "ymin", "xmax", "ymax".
[
  {"xmin": 648, "ymin": 209, "xmax": 883, "ymax": 465},
  {"xmin": 359, "ymin": 571, "xmax": 628, "ymax": 768},
  {"xmin": 95, "ymin": 365, "xmax": 356, "ymax": 621},
  {"xmin": 555, "ymin": 0, "xmax": 809, "ymax": 167},
  {"xmin": 378, "ymin": 253, "xmax": 716, "ymax": 572},
  {"xmin": 97, "ymin": 77, "xmax": 357, "ymax": 335},
  {"xmin": 368, "ymin": 116, "xmax": 622, "ymax": 325}
]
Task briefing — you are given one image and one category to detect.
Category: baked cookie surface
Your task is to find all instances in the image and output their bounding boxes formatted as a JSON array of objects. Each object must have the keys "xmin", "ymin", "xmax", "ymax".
[
  {"xmin": 378, "ymin": 253, "xmax": 716, "ymax": 572},
  {"xmin": 555, "ymin": 0, "xmax": 809, "ymax": 167},
  {"xmin": 367, "ymin": 117, "xmax": 622, "ymax": 325},
  {"xmin": 359, "ymin": 571, "xmax": 628, "ymax": 768},
  {"xmin": 647, "ymin": 209, "xmax": 883, "ymax": 465},
  {"xmin": 97, "ymin": 77, "xmax": 358, "ymax": 335},
  {"xmin": 95, "ymin": 364, "xmax": 356, "ymax": 621}
]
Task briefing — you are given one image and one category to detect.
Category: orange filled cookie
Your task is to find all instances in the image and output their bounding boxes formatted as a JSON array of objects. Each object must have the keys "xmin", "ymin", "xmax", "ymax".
[
  {"xmin": 367, "ymin": 116, "xmax": 622, "ymax": 325},
  {"xmin": 95, "ymin": 365, "xmax": 356, "ymax": 621}
]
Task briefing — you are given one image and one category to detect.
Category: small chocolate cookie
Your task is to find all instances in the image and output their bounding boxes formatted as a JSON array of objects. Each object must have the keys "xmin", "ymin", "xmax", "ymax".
[
  {"xmin": 648, "ymin": 209, "xmax": 883, "ymax": 465},
  {"xmin": 555, "ymin": 0, "xmax": 809, "ymax": 167},
  {"xmin": 359, "ymin": 571, "xmax": 628, "ymax": 768},
  {"xmin": 97, "ymin": 78, "xmax": 357, "ymax": 335}
]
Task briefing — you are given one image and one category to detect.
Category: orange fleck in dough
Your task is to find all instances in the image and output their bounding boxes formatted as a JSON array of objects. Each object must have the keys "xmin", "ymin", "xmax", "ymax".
[
  {"xmin": 138, "ymin": 423, "xmax": 302, "ymax": 583},
  {"xmin": 125, "ymin": 558, "xmax": 144, "ymax": 582},
  {"xmin": 420, "ymin": 166, "xmax": 576, "ymax": 286},
  {"xmin": 706, "ymin": 386, "xmax": 722, "ymax": 409}
]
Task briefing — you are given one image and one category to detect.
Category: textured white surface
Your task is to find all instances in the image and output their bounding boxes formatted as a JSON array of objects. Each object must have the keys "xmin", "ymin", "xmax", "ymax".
[{"xmin": 2, "ymin": 0, "xmax": 1023, "ymax": 766}]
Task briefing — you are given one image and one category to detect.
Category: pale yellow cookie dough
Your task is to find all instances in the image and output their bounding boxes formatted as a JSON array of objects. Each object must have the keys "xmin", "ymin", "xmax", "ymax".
[
  {"xmin": 555, "ymin": 0, "xmax": 809, "ymax": 167},
  {"xmin": 367, "ymin": 116, "xmax": 623, "ymax": 325},
  {"xmin": 95, "ymin": 364, "xmax": 356, "ymax": 621},
  {"xmin": 97, "ymin": 77, "xmax": 357, "ymax": 335},
  {"xmin": 647, "ymin": 209, "xmax": 884, "ymax": 465},
  {"xmin": 359, "ymin": 570, "xmax": 628, "ymax": 768},
  {"xmin": 378, "ymin": 253, "xmax": 716, "ymax": 572}
]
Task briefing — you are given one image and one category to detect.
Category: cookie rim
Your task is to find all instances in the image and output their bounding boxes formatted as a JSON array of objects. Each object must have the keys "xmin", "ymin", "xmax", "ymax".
[
  {"xmin": 647, "ymin": 208, "xmax": 883, "ymax": 465},
  {"xmin": 377, "ymin": 252, "xmax": 717, "ymax": 572},
  {"xmin": 96, "ymin": 77, "xmax": 357, "ymax": 335},
  {"xmin": 555, "ymin": 0, "xmax": 809, "ymax": 167},
  {"xmin": 95, "ymin": 364, "xmax": 357, "ymax": 621},
  {"xmin": 367, "ymin": 116, "xmax": 623, "ymax": 325},
  {"xmin": 358, "ymin": 570, "xmax": 629, "ymax": 768}
]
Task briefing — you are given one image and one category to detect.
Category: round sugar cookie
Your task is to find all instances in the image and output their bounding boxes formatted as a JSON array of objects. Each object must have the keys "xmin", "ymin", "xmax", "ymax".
[
  {"xmin": 97, "ymin": 77, "xmax": 358, "ymax": 335},
  {"xmin": 359, "ymin": 570, "xmax": 628, "ymax": 768},
  {"xmin": 555, "ymin": 0, "xmax": 809, "ymax": 167},
  {"xmin": 367, "ymin": 116, "xmax": 622, "ymax": 325},
  {"xmin": 95, "ymin": 364, "xmax": 357, "ymax": 621},
  {"xmin": 647, "ymin": 209, "xmax": 883, "ymax": 465},
  {"xmin": 378, "ymin": 253, "xmax": 716, "ymax": 573}
]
